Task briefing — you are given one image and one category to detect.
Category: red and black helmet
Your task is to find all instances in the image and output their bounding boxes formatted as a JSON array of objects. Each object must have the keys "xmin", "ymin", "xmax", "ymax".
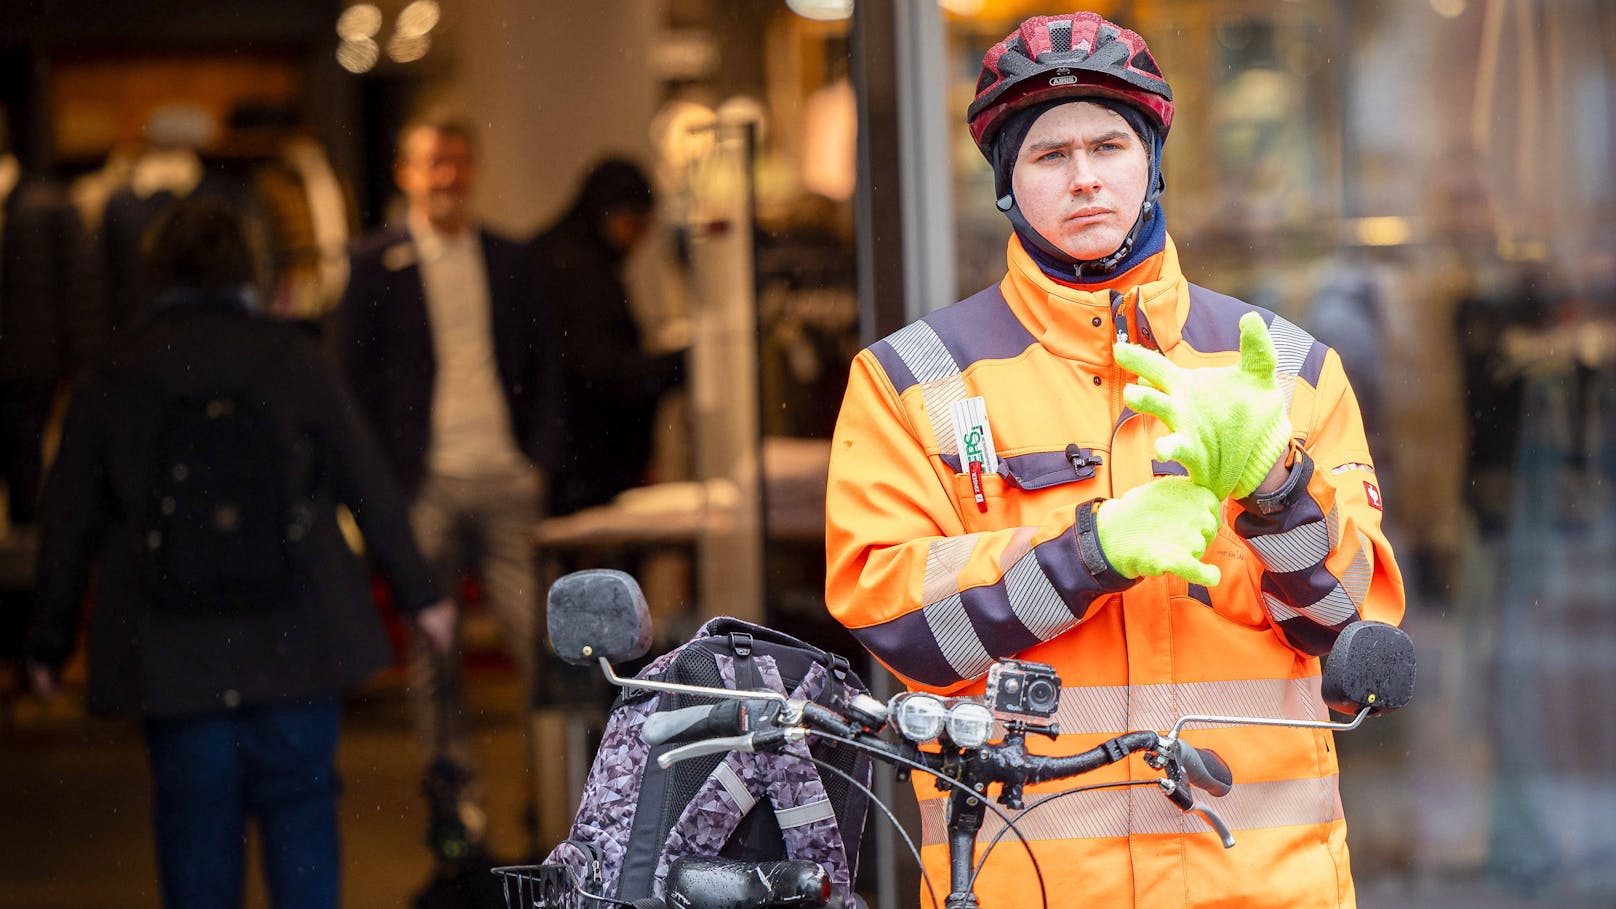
[{"xmin": 967, "ymin": 12, "xmax": 1173, "ymax": 157}]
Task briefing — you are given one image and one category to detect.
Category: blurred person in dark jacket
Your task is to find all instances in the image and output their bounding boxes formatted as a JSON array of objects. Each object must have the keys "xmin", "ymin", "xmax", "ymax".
[
  {"xmin": 336, "ymin": 112, "xmax": 560, "ymax": 802},
  {"xmin": 27, "ymin": 197, "xmax": 453, "ymax": 909},
  {"xmin": 529, "ymin": 159, "xmax": 683, "ymax": 516}
]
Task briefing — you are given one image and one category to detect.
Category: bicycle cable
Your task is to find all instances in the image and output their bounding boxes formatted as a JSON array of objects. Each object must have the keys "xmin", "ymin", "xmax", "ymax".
[
  {"xmin": 806, "ymin": 755, "xmax": 942, "ymax": 909},
  {"xmin": 968, "ymin": 778, "xmax": 1162, "ymax": 892},
  {"xmin": 807, "ymin": 730, "xmax": 1049, "ymax": 909}
]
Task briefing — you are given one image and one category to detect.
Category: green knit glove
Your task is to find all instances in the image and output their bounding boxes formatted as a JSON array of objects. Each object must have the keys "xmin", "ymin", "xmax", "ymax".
[
  {"xmin": 1114, "ymin": 312, "xmax": 1292, "ymax": 500},
  {"xmin": 1095, "ymin": 477, "xmax": 1222, "ymax": 587}
]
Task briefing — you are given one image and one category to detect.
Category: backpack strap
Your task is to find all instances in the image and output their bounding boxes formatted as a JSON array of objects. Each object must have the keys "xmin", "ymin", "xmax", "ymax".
[
  {"xmin": 750, "ymin": 658, "xmax": 850, "ymax": 890},
  {"xmin": 653, "ymin": 656, "xmax": 851, "ymax": 897},
  {"xmin": 728, "ymin": 630, "xmax": 759, "ymax": 691},
  {"xmin": 552, "ymin": 692, "xmax": 661, "ymax": 896}
]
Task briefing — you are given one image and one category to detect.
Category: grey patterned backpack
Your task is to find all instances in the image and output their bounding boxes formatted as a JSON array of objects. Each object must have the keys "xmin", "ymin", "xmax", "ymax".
[{"xmin": 544, "ymin": 617, "xmax": 873, "ymax": 905}]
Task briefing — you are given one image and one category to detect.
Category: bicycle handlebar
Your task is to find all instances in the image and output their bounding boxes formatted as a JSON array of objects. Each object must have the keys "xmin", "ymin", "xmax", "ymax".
[{"xmin": 653, "ymin": 697, "xmax": 1233, "ymax": 820}]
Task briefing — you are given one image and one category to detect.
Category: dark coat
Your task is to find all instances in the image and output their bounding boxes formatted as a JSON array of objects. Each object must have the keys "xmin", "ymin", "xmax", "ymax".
[
  {"xmin": 529, "ymin": 219, "xmax": 681, "ymax": 515},
  {"xmin": 28, "ymin": 300, "xmax": 439, "ymax": 718},
  {"xmin": 335, "ymin": 225, "xmax": 561, "ymax": 497},
  {"xmin": 0, "ymin": 178, "xmax": 92, "ymax": 385}
]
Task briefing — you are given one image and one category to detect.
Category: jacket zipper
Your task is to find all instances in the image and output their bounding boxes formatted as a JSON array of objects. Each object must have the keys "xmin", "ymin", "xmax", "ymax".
[{"xmin": 1108, "ymin": 290, "xmax": 1131, "ymax": 496}]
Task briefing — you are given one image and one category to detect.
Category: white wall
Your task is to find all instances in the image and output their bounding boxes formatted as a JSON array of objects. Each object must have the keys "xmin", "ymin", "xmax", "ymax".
[{"xmin": 430, "ymin": 0, "xmax": 662, "ymax": 236}]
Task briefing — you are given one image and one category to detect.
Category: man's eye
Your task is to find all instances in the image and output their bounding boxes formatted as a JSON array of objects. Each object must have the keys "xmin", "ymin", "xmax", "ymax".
[{"xmin": 1096, "ymin": 142, "xmax": 1123, "ymax": 153}]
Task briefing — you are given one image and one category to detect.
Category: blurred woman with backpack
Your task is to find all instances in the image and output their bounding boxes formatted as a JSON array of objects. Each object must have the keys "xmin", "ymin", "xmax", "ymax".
[{"xmin": 26, "ymin": 196, "xmax": 454, "ymax": 909}]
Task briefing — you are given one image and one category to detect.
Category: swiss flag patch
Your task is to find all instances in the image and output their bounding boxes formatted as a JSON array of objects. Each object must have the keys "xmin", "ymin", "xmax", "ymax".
[{"xmin": 1364, "ymin": 481, "xmax": 1382, "ymax": 511}]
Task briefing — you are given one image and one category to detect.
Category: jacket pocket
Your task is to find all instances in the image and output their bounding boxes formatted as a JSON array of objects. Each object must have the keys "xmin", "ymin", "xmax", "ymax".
[
  {"xmin": 943, "ymin": 447, "xmax": 1107, "ymax": 491},
  {"xmin": 1198, "ymin": 523, "xmax": 1271, "ymax": 629},
  {"xmin": 949, "ymin": 469, "xmax": 1007, "ymax": 523},
  {"xmin": 944, "ymin": 446, "xmax": 1105, "ymax": 530}
]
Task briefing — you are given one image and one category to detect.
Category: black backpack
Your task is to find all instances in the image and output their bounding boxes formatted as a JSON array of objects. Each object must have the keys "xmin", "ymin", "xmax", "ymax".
[
  {"xmin": 139, "ymin": 362, "xmax": 313, "ymax": 615},
  {"xmin": 545, "ymin": 617, "xmax": 873, "ymax": 905}
]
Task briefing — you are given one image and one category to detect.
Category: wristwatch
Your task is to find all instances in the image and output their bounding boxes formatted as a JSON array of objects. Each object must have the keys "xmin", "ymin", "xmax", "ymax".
[
  {"xmin": 1074, "ymin": 499, "xmax": 1136, "ymax": 591},
  {"xmin": 1241, "ymin": 446, "xmax": 1311, "ymax": 516}
]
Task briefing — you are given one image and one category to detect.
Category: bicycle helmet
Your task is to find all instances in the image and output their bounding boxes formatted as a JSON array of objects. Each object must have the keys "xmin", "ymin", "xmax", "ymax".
[
  {"xmin": 968, "ymin": 12, "xmax": 1175, "ymax": 280},
  {"xmin": 968, "ymin": 12, "xmax": 1173, "ymax": 156}
]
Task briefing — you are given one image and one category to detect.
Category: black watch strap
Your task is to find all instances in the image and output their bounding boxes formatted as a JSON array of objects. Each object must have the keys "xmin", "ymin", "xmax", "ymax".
[
  {"xmin": 1075, "ymin": 500, "xmax": 1135, "ymax": 592},
  {"xmin": 1241, "ymin": 447, "xmax": 1313, "ymax": 515}
]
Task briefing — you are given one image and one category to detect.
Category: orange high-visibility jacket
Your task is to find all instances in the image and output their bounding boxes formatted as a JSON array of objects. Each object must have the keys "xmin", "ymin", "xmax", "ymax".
[{"xmin": 825, "ymin": 236, "xmax": 1405, "ymax": 908}]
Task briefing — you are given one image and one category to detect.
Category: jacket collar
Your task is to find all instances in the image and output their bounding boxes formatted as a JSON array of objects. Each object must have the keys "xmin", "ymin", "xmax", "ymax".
[{"xmin": 999, "ymin": 233, "xmax": 1188, "ymax": 366}]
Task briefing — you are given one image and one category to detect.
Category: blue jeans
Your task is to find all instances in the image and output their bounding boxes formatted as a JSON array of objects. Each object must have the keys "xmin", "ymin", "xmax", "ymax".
[{"xmin": 144, "ymin": 699, "xmax": 341, "ymax": 909}]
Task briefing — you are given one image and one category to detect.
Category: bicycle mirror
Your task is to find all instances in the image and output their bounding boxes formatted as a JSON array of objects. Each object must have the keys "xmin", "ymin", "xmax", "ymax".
[
  {"xmin": 547, "ymin": 569, "xmax": 654, "ymax": 665},
  {"xmin": 1320, "ymin": 621, "xmax": 1416, "ymax": 715}
]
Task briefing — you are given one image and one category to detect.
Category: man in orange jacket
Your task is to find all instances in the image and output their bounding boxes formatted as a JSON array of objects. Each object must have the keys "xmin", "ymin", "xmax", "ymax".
[{"xmin": 825, "ymin": 11, "xmax": 1404, "ymax": 908}]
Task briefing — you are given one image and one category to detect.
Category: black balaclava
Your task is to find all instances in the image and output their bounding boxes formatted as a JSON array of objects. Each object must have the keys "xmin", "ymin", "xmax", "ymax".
[{"xmin": 991, "ymin": 97, "xmax": 1166, "ymax": 285}]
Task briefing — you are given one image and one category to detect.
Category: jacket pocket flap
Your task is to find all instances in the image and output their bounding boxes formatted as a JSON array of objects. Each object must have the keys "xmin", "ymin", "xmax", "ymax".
[{"xmin": 945, "ymin": 448, "xmax": 1104, "ymax": 491}]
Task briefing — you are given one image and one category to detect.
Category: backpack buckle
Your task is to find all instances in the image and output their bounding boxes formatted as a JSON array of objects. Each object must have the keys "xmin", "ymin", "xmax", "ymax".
[{"xmin": 728, "ymin": 632, "xmax": 753, "ymax": 658}]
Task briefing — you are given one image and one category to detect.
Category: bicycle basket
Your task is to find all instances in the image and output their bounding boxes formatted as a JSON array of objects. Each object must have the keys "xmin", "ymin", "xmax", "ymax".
[{"xmin": 491, "ymin": 864, "xmax": 575, "ymax": 909}]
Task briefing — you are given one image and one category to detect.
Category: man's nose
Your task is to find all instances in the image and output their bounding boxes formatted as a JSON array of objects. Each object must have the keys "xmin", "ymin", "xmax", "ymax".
[{"xmin": 1067, "ymin": 157, "xmax": 1102, "ymax": 194}]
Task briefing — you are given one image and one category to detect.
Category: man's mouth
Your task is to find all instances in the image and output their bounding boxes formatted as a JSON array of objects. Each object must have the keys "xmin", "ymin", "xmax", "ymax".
[{"xmin": 1067, "ymin": 207, "xmax": 1112, "ymax": 222}]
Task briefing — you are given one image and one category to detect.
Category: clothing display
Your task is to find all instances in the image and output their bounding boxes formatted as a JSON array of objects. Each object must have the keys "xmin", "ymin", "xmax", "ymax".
[{"xmin": 0, "ymin": 154, "xmax": 88, "ymax": 525}]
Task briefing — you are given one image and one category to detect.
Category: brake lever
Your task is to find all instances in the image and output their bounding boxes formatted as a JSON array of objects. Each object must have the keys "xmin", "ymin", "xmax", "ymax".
[
  {"xmin": 657, "ymin": 727, "xmax": 806, "ymax": 768},
  {"xmin": 1191, "ymin": 803, "xmax": 1235, "ymax": 849},
  {"xmin": 1152, "ymin": 743, "xmax": 1237, "ymax": 849}
]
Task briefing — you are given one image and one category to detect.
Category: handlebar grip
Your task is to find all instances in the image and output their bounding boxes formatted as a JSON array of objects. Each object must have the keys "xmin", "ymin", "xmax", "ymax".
[
  {"xmin": 1177, "ymin": 742, "xmax": 1233, "ymax": 797},
  {"xmin": 799, "ymin": 701, "xmax": 858, "ymax": 738},
  {"xmin": 643, "ymin": 700, "xmax": 748, "ymax": 747},
  {"xmin": 664, "ymin": 856, "xmax": 831, "ymax": 909}
]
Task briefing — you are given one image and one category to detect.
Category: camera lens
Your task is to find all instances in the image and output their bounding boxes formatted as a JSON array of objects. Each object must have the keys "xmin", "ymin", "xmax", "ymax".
[{"xmin": 1025, "ymin": 677, "xmax": 1059, "ymax": 714}]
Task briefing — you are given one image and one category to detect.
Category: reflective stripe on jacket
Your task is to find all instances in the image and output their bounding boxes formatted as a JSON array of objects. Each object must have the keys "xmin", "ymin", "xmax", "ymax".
[{"xmin": 825, "ymin": 236, "xmax": 1405, "ymax": 908}]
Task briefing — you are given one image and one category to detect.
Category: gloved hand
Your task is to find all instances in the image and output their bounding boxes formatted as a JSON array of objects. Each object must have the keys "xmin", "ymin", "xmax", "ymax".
[
  {"xmin": 1113, "ymin": 312, "xmax": 1292, "ymax": 500},
  {"xmin": 1095, "ymin": 477, "xmax": 1222, "ymax": 587}
]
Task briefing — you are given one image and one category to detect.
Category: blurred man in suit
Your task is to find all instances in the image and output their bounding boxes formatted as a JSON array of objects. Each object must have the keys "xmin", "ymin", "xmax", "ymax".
[{"xmin": 336, "ymin": 112, "xmax": 560, "ymax": 811}]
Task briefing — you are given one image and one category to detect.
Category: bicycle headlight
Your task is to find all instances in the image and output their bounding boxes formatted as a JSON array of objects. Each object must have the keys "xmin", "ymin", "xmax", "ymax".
[
  {"xmin": 890, "ymin": 692, "xmax": 947, "ymax": 743},
  {"xmin": 945, "ymin": 701, "xmax": 994, "ymax": 749}
]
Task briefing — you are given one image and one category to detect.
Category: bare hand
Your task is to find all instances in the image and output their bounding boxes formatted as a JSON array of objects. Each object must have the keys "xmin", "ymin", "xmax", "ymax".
[{"xmin": 414, "ymin": 599, "xmax": 458, "ymax": 655}]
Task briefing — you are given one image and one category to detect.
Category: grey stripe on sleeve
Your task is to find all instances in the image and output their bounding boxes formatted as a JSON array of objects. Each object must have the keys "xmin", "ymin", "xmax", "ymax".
[
  {"xmin": 887, "ymin": 320, "xmax": 968, "ymax": 455},
  {"xmin": 924, "ymin": 593, "xmax": 993, "ymax": 680},
  {"xmin": 1004, "ymin": 550, "xmax": 1077, "ymax": 638},
  {"xmin": 1246, "ymin": 520, "xmax": 1332, "ymax": 574}
]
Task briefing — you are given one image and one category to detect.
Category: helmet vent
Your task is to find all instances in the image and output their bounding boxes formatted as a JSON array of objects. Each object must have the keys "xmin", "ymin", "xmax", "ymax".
[
  {"xmin": 1131, "ymin": 48, "xmax": 1162, "ymax": 77},
  {"xmin": 1049, "ymin": 20, "xmax": 1072, "ymax": 53}
]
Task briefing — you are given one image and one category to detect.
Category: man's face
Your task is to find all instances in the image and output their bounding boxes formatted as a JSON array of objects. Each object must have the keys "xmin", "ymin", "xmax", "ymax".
[
  {"xmin": 395, "ymin": 127, "xmax": 477, "ymax": 232},
  {"xmin": 1010, "ymin": 101, "xmax": 1149, "ymax": 262}
]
